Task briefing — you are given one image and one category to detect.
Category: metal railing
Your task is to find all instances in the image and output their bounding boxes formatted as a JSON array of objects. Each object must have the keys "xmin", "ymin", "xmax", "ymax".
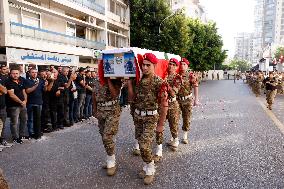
[
  {"xmin": 10, "ymin": 22, "xmax": 106, "ymax": 50},
  {"xmin": 66, "ymin": 0, "xmax": 105, "ymax": 15}
]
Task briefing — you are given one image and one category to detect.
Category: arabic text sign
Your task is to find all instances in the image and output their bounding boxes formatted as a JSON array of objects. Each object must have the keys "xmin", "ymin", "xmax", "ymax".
[{"xmin": 6, "ymin": 48, "xmax": 79, "ymax": 66}]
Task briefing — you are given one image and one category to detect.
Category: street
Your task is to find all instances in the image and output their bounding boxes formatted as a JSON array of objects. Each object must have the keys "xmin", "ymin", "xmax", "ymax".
[{"xmin": 1, "ymin": 80, "xmax": 284, "ymax": 188}]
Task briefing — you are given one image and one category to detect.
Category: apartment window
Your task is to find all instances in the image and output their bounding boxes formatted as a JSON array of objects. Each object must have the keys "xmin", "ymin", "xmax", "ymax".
[
  {"xmin": 66, "ymin": 22, "xmax": 76, "ymax": 37},
  {"xmin": 9, "ymin": 6, "xmax": 21, "ymax": 23},
  {"xmin": 22, "ymin": 9, "xmax": 40, "ymax": 28},
  {"xmin": 110, "ymin": 0, "xmax": 115, "ymax": 12}
]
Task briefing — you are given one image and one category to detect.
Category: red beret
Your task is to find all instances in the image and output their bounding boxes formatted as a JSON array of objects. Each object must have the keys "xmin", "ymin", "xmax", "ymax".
[
  {"xmin": 180, "ymin": 58, "xmax": 190, "ymax": 65},
  {"xmin": 143, "ymin": 53, "xmax": 158, "ymax": 64},
  {"xmin": 169, "ymin": 58, "xmax": 180, "ymax": 66}
]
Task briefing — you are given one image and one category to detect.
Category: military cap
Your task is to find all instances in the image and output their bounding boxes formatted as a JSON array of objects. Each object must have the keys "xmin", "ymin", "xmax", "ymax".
[
  {"xmin": 143, "ymin": 53, "xmax": 158, "ymax": 64},
  {"xmin": 180, "ymin": 58, "xmax": 190, "ymax": 65},
  {"xmin": 169, "ymin": 58, "xmax": 180, "ymax": 66}
]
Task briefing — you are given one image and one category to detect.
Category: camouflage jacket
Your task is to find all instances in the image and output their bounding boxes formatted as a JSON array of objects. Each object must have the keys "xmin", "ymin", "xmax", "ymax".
[
  {"xmin": 177, "ymin": 71, "xmax": 198, "ymax": 98},
  {"xmin": 165, "ymin": 73, "xmax": 181, "ymax": 99},
  {"xmin": 134, "ymin": 74, "xmax": 167, "ymax": 111},
  {"xmin": 94, "ymin": 79, "xmax": 122, "ymax": 103}
]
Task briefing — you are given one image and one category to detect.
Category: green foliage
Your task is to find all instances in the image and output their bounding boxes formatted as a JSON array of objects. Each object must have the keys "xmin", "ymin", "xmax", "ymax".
[
  {"xmin": 185, "ymin": 19, "xmax": 227, "ymax": 71},
  {"xmin": 130, "ymin": 0, "xmax": 227, "ymax": 71},
  {"xmin": 228, "ymin": 59, "xmax": 251, "ymax": 72},
  {"xmin": 274, "ymin": 47, "xmax": 284, "ymax": 59}
]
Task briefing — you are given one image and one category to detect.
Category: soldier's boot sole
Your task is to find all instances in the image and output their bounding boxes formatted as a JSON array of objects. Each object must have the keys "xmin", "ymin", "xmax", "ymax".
[
  {"xmin": 133, "ymin": 149, "xmax": 141, "ymax": 156},
  {"xmin": 106, "ymin": 166, "xmax": 117, "ymax": 176},
  {"xmin": 102, "ymin": 165, "xmax": 107, "ymax": 169},
  {"xmin": 153, "ymin": 155, "xmax": 162, "ymax": 163},
  {"xmin": 166, "ymin": 141, "xmax": 174, "ymax": 147},
  {"xmin": 169, "ymin": 146, "xmax": 178, "ymax": 152},
  {"xmin": 144, "ymin": 175, "xmax": 154, "ymax": 185},
  {"xmin": 181, "ymin": 139, "xmax": 189, "ymax": 144},
  {"xmin": 138, "ymin": 170, "xmax": 146, "ymax": 179}
]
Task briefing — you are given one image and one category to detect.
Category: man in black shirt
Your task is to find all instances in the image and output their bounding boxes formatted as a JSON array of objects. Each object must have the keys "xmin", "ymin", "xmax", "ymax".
[
  {"xmin": 0, "ymin": 64, "xmax": 9, "ymax": 83},
  {"xmin": 25, "ymin": 68, "xmax": 47, "ymax": 139},
  {"xmin": 75, "ymin": 67, "xmax": 86, "ymax": 121},
  {"xmin": 84, "ymin": 70, "xmax": 95, "ymax": 119},
  {"xmin": 0, "ymin": 75, "xmax": 10, "ymax": 147},
  {"xmin": 47, "ymin": 69, "xmax": 65, "ymax": 130},
  {"xmin": 6, "ymin": 68, "xmax": 27, "ymax": 144}
]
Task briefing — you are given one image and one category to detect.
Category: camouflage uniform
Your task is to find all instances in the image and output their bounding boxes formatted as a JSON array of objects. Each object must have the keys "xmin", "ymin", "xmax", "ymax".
[
  {"xmin": 264, "ymin": 77, "xmax": 278, "ymax": 109},
  {"xmin": 177, "ymin": 71, "xmax": 198, "ymax": 143},
  {"xmin": 95, "ymin": 80, "xmax": 122, "ymax": 156},
  {"xmin": 133, "ymin": 75, "xmax": 166, "ymax": 163},
  {"xmin": 254, "ymin": 74, "xmax": 263, "ymax": 97},
  {"xmin": 165, "ymin": 74, "xmax": 181, "ymax": 139}
]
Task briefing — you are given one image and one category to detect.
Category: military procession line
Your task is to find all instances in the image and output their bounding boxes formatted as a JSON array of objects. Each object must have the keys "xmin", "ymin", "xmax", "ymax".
[
  {"xmin": 94, "ymin": 53, "xmax": 199, "ymax": 185},
  {"xmin": 246, "ymin": 71, "xmax": 284, "ymax": 110}
]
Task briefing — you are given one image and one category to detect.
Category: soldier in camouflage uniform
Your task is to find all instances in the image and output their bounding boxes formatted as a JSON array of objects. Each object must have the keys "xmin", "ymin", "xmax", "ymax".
[
  {"xmin": 128, "ymin": 53, "xmax": 168, "ymax": 185},
  {"xmin": 93, "ymin": 78, "xmax": 122, "ymax": 176},
  {"xmin": 264, "ymin": 72, "xmax": 278, "ymax": 110},
  {"xmin": 254, "ymin": 71, "xmax": 264, "ymax": 97},
  {"xmin": 177, "ymin": 58, "xmax": 199, "ymax": 144},
  {"xmin": 153, "ymin": 58, "xmax": 181, "ymax": 163}
]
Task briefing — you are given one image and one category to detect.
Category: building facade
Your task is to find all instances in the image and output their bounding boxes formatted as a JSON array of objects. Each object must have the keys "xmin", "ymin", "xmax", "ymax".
[
  {"xmin": 253, "ymin": 0, "xmax": 276, "ymax": 65},
  {"xmin": 168, "ymin": 0, "xmax": 207, "ymax": 22},
  {"xmin": 0, "ymin": 0, "xmax": 130, "ymax": 68},
  {"xmin": 234, "ymin": 33, "xmax": 254, "ymax": 64}
]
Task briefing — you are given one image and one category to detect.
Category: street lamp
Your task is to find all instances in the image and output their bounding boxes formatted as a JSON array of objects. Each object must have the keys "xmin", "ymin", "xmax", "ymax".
[{"xmin": 159, "ymin": 9, "xmax": 181, "ymax": 34}]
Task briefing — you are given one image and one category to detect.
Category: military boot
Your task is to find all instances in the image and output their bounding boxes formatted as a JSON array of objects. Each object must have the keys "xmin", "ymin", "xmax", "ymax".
[
  {"xmin": 106, "ymin": 155, "xmax": 116, "ymax": 176},
  {"xmin": 167, "ymin": 138, "xmax": 179, "ymax": 151},
  {"xmin": 132, "ymin": 140, "xmax": 141, "ymax": 156},
  {"xmin": 153, "ymin": 144, "xmax": 162, "ymax": 163},
  {"xmin": 181, "ymin": 131, "xmax": 189, "ymax": 144},
  {"xmin": 143, "ymin": 161, "xmax": 155, "ymax": 185}
]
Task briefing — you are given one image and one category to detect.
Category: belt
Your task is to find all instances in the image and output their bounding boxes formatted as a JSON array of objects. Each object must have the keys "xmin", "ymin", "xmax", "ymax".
[
  {"xmin": 178, "ymin": 93, "xmax": 193, "ymax": 101},
  {"xmin": 169, "ymin": 97, "xmax": 177, "ymax": 103},
  {"xmin": 135, "ymin": 109, "xmax": 158, "ymax": 116},
  {"xmin": 98, "ymin": 100, "xmax": 118, "ymax": 107}
]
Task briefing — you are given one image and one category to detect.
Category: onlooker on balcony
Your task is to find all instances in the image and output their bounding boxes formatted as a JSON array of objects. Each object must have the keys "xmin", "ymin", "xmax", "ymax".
[
  {"xmin": 84, "ymin": 70, "xmax": 95, "ymax": 119},
  {"xmin": 0, "ymin": 75, "xmax": 9, "ymax": 147},
  {"xmin": 75, "ymin": 68, "xmax": 86, "ymax": 121},
  {"xmin": 6, "ymin": 68, "xmax": 27, "ymax": 144},
  {"xmin": 25, "ymin": 68, "xmax": 47, "ymax": 139},
  {"xmin": 47, "ymin": 69, "xmax": 65, "ymax": 131}
]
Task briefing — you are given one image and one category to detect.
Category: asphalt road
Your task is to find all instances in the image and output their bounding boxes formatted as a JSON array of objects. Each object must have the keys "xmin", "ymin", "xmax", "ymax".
[{"xmin": 1, "ymin": 80, "xmax": 284, "ymax": 189}]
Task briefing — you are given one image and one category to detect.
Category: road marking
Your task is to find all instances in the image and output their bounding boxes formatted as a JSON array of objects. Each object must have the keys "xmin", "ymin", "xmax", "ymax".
[{"xmin": 257, "ymin": 98, "xmax": 284, "ymax": 134}]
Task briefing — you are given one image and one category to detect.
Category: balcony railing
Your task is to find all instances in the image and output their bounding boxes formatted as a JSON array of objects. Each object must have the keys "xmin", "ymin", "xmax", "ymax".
[
  {"xmin": 66, "ymin": 0, "xmax": 105, "ymax": 15},
  {"xmin": 10, "ymin": 22, "xmax": 106, "ymax": 50}
]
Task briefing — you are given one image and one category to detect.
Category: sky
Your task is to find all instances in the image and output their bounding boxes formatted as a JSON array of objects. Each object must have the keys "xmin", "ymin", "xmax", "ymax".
[{"xmin": 199, "ymin": 0, "xmax": 255, "ymax": 58}]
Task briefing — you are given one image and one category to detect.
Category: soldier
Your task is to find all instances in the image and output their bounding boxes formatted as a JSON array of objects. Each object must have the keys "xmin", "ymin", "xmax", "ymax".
[
  {"xmin": 128, "ymin": 53, "xmax": 168, "ymax": 185},
  {"xmin": 254, "ymin": 71, "xmax": 264, "ymax": 97},
  {"xmin": 153, "ymin": 58, "xmax": 181, "ymax": 163},
  {"xmin": 93, "ymin": 77, "xmax": 122, "ymax": 176},
  {"xmin": 264, "ymin": 71, "xmax": 278, "ymax": 110},
  {"xmin": 177, "ymin": 58, "xmax": 199, "ymax": 144},
  {"xmin": 0, "ymin": 168, "xmax": 9, "ymax": 189}
]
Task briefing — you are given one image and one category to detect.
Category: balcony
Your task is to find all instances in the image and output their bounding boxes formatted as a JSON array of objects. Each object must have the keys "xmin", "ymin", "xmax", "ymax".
[
  {"xmin": 10, "ymin": 22, "xmax": 106, "ymax": 50},
  {"xmin": 66, "ymin": 0, "xmax": 105, "ymax": 15}
]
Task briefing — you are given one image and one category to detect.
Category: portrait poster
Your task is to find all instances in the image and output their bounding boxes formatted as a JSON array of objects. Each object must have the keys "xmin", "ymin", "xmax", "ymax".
[
  {"xmin": 124, "ymin": 53, "xmax": 136, "ymax": 74},
  {"xmin": 103, "ymin": 54, "xmax": 115, "ymax": 75}
]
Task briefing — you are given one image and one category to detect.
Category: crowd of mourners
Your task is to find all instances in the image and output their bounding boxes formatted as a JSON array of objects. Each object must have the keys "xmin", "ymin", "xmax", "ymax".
[{"xmin": 0, "ymin": 64, "xmax": 98, "ymax": 148}]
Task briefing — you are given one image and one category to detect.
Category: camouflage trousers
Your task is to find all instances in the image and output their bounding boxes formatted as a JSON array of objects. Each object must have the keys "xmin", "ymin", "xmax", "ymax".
[
  {"xmin": 178, "ymin": 98, "xmax": 193, "ymax": 132},
  {"xmin": 166, "ymin": 101, "xmax": 180, "ymax": 139},
  {"xmin": 97, "ymin": 104, "xmax": 121, "ymax": 156},
  {"xmin": 266, "ymin": 90, "xmax": 277, "ymax": 105},
  {"xmin": 254, "ymin": 82, "xmax": 262, "ymax": 96},
  {"xmin": 134, "ymin": 113, "xmax": 159, "ymax": 163}
]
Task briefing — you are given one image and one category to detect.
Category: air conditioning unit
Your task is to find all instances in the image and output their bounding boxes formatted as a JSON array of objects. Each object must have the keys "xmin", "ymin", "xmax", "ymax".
[
  {"xmin": 87, "ymin": 16, "xmax": 96, "ymax": 25},
  {"xmin": 121, "ymin": 17, "xmax": 126, "ymax": 23}
]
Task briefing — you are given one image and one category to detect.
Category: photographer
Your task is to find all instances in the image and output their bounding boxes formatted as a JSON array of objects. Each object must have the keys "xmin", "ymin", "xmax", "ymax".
[{"xmin": 25, "ymin": 68, "xmax": 47, "ymax": 139}]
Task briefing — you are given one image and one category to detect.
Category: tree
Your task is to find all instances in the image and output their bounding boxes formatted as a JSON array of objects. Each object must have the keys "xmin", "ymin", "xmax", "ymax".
[
  {"xmin": 229, "ymin": 59, "xmax": 251, "ymax": 72},
  {"xmin": 130, "ymin": 0, "xmax": 190, "ymax": 56},
  {"xmin": 274, "ymin": 46, "xmax": 284, "ymax": 60},
  {"xmin": 185, "ymin": 19, "xmax": 227, "ymax": 71}
]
